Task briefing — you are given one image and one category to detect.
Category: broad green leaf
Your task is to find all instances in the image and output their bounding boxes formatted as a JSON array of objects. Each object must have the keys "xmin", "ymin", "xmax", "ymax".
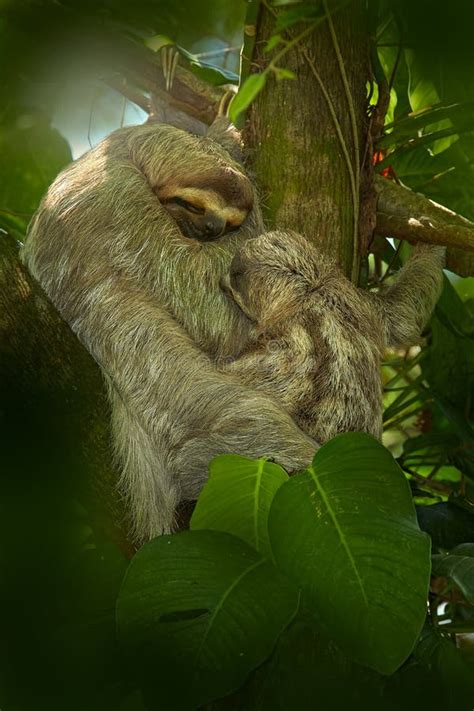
[
  {"xmin": 191, "ymin": 454, "xmax": 288, "ymax": 557},
  {"xmin": 268, "ymin": 433, "xmax": 431, "ymax": 675},
  {"xmin": 229, "ymin": 73, "xmax": 267, "ymax": 123},
  {"xmin": 432, "ymin": 543, "xmax": 474, "ymax": 603},
  {"xmin": 145, "ymin": 34, "xmax": 174, "ymax": 51},
  {"xmin": 116, "ymin": 530, "xmax": 298, "ymax": 709}
]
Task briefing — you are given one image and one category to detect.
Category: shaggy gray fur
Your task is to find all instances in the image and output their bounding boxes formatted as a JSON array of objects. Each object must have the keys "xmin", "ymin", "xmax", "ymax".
[
  {"xmin": 21, "ymin": 121, "xmax": 317, "ymax": 541},
  {"xmin": 222, "ymin": 230, "xmax": 445, "ymax": 442}
]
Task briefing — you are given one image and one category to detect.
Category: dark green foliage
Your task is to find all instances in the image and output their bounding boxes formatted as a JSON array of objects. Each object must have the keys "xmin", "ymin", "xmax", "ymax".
[
  {"xmin": 117, "ymin": 530, "xmax": 298, "ymax": 709},
  {"xmin": 1, "ymin": 1, "xmax": 474, "ymax": 709},
  {"xmin": 116, "ymin": 438, "xmax": 431, "ymax": 705}
]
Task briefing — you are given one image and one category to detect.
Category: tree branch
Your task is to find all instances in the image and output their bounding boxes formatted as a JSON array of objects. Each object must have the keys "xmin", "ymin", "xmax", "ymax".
[
  {"xmin": 102, "ymin": 36, "xmax": 225, "ymax": 126},
  {"xmin": 375, "ymin": 175, "xmax": 474, "ymax": 251},
  {"xmin": 375, "ymin": 175, "xmax": 474, "ymax": 275}
]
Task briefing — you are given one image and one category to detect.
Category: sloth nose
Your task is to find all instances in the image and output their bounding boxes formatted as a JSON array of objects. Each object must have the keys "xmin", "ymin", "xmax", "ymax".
[{"xmin": 204, "ymin": 215, "xmax": 227, "ymax": 239}]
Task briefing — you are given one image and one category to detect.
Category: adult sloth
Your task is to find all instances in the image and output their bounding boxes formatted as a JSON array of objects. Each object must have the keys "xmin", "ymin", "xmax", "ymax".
[{"xmin": 21, "ymin": 118, "xmax": 316, "ymax": 542}]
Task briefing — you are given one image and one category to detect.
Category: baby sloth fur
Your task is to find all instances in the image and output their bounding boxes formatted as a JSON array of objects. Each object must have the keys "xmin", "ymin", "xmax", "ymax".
[
  {"xmin": 222, "ymin": 231, "xmax": 445, "ymax": 443},
  {"xmin": 20, "ymin": 119, "xmax": 319, "ymax": 543}
]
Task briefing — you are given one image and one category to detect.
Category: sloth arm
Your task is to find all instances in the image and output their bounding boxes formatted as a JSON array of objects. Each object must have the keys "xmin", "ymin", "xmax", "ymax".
[
  {"xmin": 74, "ymin": 274, "xmax": 317, "ymax": 487},
  {"xmin": 221, "ymin": 329, "xmax": 313, "ymax": 414},
  {"xmin": 365, "ymin": 243, "xmax": 445, "ymax": 349}
]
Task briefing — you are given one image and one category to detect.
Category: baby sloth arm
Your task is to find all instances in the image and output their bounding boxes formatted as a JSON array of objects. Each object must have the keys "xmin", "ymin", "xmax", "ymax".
[
  {"xmin": 221, "ymin": 327, "xmax": 315, "ymax": 413},
  {"xmin": 369, "ymin": 243, "xmax": 445, "ymax": 348}
]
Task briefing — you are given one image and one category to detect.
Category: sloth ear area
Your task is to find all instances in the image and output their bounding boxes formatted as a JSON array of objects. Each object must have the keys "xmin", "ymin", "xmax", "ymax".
[{"xmin": 206, "ymin": 116, "xmax": 244, "ymax": 163}]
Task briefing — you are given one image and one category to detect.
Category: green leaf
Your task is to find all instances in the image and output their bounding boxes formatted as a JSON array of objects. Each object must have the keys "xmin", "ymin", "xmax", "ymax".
[
  {"xmin": 116, "ymin": 530, "xmax": 298, "ymax": 709},
  {"xmin": 381, "ymin": 102, "xmax": 474, "ymax": 148},
  {"xmin": 191, "ymin": 454, "xmax": 289, "ymax": 557},
  {"xmin": 273, "ymin": 67, "xmax": 297, "ymax": 81},
  {"xmin": 415, "ymin": 629, "xmax": 474, "ymax": 706},
  {"xmin": 432, "ymin": 543, "xmax": 474, "ymax": 603},
  {"xmin": 422, "ymin": 280, "xmax": 474, "ymax": 463},
  {"xmin": 145, "ymin": 33, "xmax": 174, "ymax": 51},
  {"xmin": 268, "ymin": 433, "xmax": 431, "ymax": 675},
  {"xmin": 405, "ymin": 50, "xmax": 458, "ymax": 155},
  {"xmin": 264, "ymin": 34, "xmax": 283, "ymax": 53},
  {"xmin": 229, "ymin": 73, "xmax": 267, "ymax": 123}
]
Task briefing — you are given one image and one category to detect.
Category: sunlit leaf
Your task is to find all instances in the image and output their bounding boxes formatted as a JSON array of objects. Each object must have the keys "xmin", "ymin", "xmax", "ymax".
[
  {"xmin": 269, "ymin": 433, "xmax": 431, "ymax": 675},
  {"xmin": 191, "ymin": 454, "xmax": 288, "ymax": 557},
  {"xmin": 273, "ymin": 66, "xmax": 297, "ymax": 81},
  {"xmin": 229, "ymin": 73, "xmax": 267, "ymax": 123}
]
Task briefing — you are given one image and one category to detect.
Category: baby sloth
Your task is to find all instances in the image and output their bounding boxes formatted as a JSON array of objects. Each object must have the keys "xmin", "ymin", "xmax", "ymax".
[
  {"xmin": 157, "ymin": 172, "xmax": 254, "ymax": 241},
  {"xmin": 221, "ymin": 231, "xmax": 444, "ymax": 442}
]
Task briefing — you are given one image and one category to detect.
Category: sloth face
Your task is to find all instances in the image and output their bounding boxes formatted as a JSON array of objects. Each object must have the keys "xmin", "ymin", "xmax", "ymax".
[
  {"xmin": 221, "ymin": 231, "xmax": 322, "ymax": 327},
  {"xmin": 157, "ymin": 173, "xmax": 254, "ymax": 242},
  {"xmin": 161, "ymin": 191, "xmax": 249, "ymax": 241}
]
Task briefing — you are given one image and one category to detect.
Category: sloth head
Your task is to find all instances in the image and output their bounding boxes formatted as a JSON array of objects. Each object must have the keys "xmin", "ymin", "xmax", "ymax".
[
  {"xmin": 221, "ymin": 231, "xmax": 333, "ymax": 328},
  {"xmin": 129, "ymin": 117, "xmax": 257, "ymax": 242},
  {"xmin": 157, "ymin": 172, "xmax": 254, "ymax": 242}
]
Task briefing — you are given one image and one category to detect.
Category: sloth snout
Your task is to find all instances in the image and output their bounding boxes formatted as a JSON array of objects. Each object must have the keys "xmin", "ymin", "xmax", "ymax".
[{"xmin": 204, "ymin": 214, "xmax": 226, "ymax": 238}]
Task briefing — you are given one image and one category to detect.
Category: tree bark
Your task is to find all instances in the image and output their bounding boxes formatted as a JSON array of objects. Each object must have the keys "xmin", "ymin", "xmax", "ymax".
[
  {"xmin": 0, "ymin": 234, "xmax": 133, "ymax": 557},
  {"xmin": 245, "ymin": 2, "xmax": 370, "ymax": 279},
  {"xmin": 375, "ymin": 175, "xmax": 474, "ymax": 278}
]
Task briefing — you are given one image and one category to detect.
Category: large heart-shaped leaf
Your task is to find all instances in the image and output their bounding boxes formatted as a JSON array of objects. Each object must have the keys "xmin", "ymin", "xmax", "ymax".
[
  {"xmin": 268, "ymin": 433, "xmax": 431, "ymax": 675},
  {"xmin": 191, "ymin": 454, "xmax": 288, "ymax": 557},
  {"xmin": 116, "ymin": 530, "xmax": 298, "ymax": 709}
]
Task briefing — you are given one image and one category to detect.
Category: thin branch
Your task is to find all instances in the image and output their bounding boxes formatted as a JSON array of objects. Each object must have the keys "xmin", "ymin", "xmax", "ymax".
[
  {"xmin": 375, "ymin": 175, "xmax": 474, "ymax": 251},
  {"xmin": 402, "ymin": 466, "xmax": 454, "ymax": 495},
  {"xmin": 99, "ymin": 36, "xmax": 226, "ymax": 125}
]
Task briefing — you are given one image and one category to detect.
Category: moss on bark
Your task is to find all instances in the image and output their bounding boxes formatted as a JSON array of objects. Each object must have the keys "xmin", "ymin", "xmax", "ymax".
[{"xmin": 246, "ymin": 2, "xmax": 370, "ymax": 278}]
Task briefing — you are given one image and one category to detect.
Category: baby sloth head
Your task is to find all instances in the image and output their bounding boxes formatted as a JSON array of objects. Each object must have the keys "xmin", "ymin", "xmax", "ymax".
[
  {"xmin": 157, "ymin": 167, "xmax": 254, "ymax": 242},
  {"xmin": 221, "ymin": 231, "xmax": 325, "ymax": 328}
]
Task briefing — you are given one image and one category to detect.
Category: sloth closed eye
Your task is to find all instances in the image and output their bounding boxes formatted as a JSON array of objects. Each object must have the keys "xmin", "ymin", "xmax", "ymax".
[{"xmin": 168, "ymin": 197, "xmax": 205, "ymax": 215}]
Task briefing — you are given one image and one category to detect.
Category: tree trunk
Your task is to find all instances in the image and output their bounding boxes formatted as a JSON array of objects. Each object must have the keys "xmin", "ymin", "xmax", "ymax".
[
  {"xmin": 0, "ymin": 233, "xmax": 133, "ymax": 557},
  {"xmin": 246, "ymin": 2, "xmax": 370, "ymax": 280}
]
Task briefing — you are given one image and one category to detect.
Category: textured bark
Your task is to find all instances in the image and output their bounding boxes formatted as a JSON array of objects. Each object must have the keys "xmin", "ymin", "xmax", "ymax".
[
  {"xmin": 376, "ymin": 176, "xmax": 474, "ymax": 252},
  {"xmin": 375, "ymin": 176, "xmax": 474, "ymax": 276},
  {"xmin": 0, "ymin": 234, "xmax": 133, "ymax": 557},
  {"xmin": 103, "ymin": 35, "xmax": 224, "ymax": 125},
  {"xmin": 245, "ymin": 2, "xmax": 370, "ymax": 278}
]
